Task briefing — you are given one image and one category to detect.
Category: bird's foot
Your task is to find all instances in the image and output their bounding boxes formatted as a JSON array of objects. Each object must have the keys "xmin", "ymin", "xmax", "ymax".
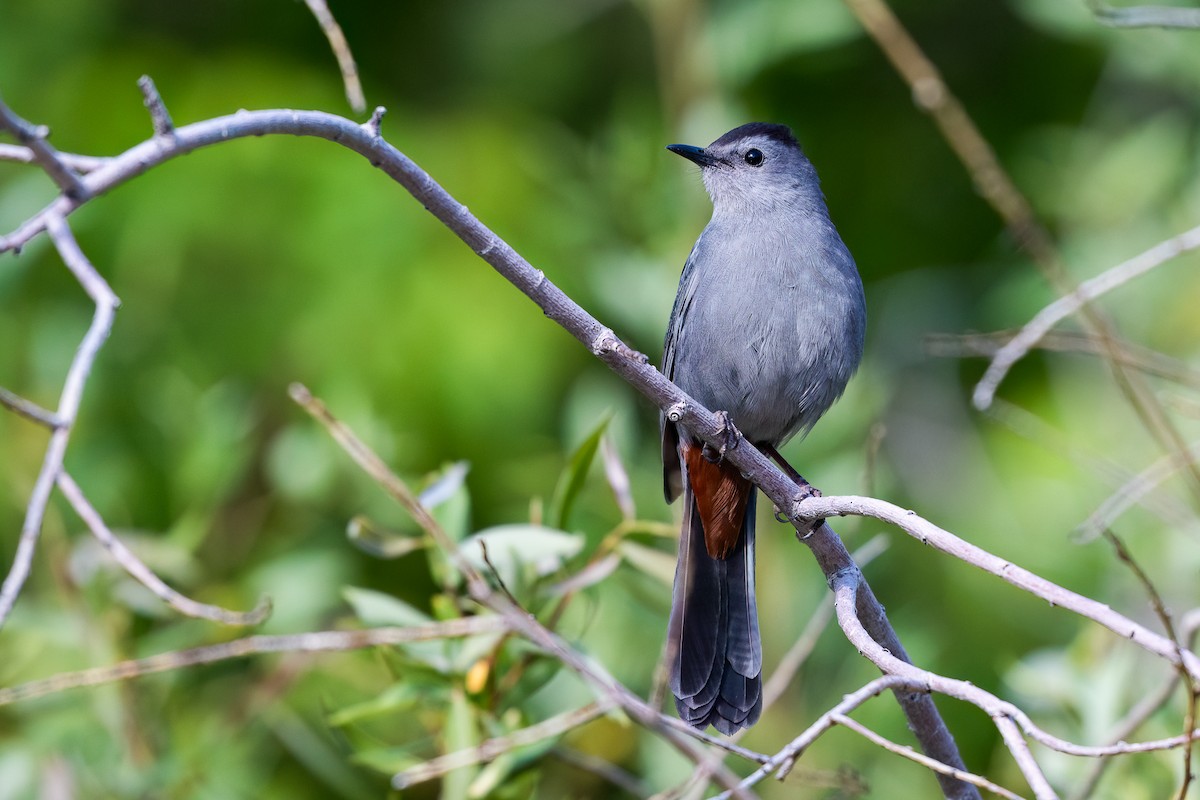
[
  {"xmin": 773, "ymin": 482, "xmax": 821, "ymax": 523},
  {"xmin": 701, "ymin": 411, "xmax": 741, "ymax": 463}
]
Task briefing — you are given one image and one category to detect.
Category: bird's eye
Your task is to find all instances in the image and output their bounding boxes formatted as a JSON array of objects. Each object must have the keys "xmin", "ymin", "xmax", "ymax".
[{"xmin": 744, "ymin": 148, "xmax": 764, "ymax": 166}]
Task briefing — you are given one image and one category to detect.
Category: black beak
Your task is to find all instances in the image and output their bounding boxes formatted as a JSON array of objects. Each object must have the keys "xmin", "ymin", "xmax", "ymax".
[{"xmin": 667, "ymin": 143, "xmax": 720, "ymax": 168}]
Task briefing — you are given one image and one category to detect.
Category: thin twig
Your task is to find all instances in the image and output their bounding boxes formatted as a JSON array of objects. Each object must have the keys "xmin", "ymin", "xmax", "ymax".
[
  {"xmin": 762, "ymin": 534, "xmax": 890, "ymax": 710},
  {"xmin": 0, "ymin": 99, "xmax": 89, "ymax": 199},
  {"xmin": 973, "ymin": 222, "xmax": 1200, "ymax": 410},
  {"xmin": 981, "ymin": 399, "xmax": 1194, "ymax": 537},
  {"xmin": 302, "ymin": 0, "xmax": 367, "ymax": 113},
  {"xmin": 0, "ymin": 143, "xmax": 108, "ymax": 173},
  {"xmin": 554, "ymin": 746, "xmax": 653, "ymax": 799},
  {"xmin": 1088, "ymin": 1, "xmax": 1200, "ymax": 29},
  {"xmin": 57, "ymin": 470, "xmax": 271, "ymax": 626},
  {"xmin": 832, "ymin": 714, "xmax": 1026, "ymax": 800},
  {"xmin": 1078, "ymin": 440, "xmax": 1200, "ymax": 542},
  {"xmin": 0, "ymin": 615, "xmax": 508, "ymax": 706},
  {"xmin": 791, "ymin": 496, "xmax": 1200, "ymax": 681},
  {"xmin": 0, "ymin": 213, "xmax": 119, "ymax": 630},
  {"xmin": 391, "ymin": 700, "xmax": 614, "ymax": 789},
  {"xmin": 827, "ymin": 573, "xmax": 1057, "ymax": 800},
  {"xmin": 926, "ymin": 329, "xmax": 1200, "ymax": 389},
  {"xmin": 0, "ymin": 386, "xmax": 62, "ymax": 428},
  {"xmin": 1098, "ymin": 529, "xmax": 1198, "ymax": 799},
  {"xmin": 137, "ymin": 75, "xmax": 175, "ymax": 137},
  {"xmin": 1069, "ymin": 609, "xmax": 1200, "ymax": 800},
  {"xmin": 711, "ymin": 674, "xmax": 915, "ymax": 799}
]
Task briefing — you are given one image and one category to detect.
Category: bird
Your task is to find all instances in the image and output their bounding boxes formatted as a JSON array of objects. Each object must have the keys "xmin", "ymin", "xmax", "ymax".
[{"xmin": 661, "ymin": 122, "xmax": 866, "ymax": 734}]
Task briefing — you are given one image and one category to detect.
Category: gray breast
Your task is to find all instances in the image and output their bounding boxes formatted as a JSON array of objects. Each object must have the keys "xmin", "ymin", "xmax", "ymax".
[{"xmin": 669, "ymin": 217, "xmax": 864, "ymax": 445}]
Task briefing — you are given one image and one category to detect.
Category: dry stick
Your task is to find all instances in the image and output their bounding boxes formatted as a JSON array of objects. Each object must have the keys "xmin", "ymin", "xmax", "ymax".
[
  {"xmin": 713, "ymin": 675, "xmax": 946, "ymax": 799},
  {"xmin": 0, "ymin": 386, "xmax": 62, "ymax": 428},
  {"xmin": 0, "ymin": 616, "xmax": 508, "ymax": 706},
  {"xmin": 0, "ymin": 99, "xmax": 89, "ymax": 200},
  {"xmin": 391, "ymin": 700, "xmax": 614, "ymax": 789},
  {"xmin": 973, "ymin": 223, "xmax": 1200, "ymax": 411},
  {"xmin": 56, "ymin": 471, "xmax": 270, "ymax": 625},
  {"xmin": 925, "ymin": 330, "xmax": 1200, "ymax": 389},
  {"xmin": 137, "ymin": 75, "xmax": 175, "ymax": 138},
  {"xmin": 1088, "ymin": 1, "xmax": 1200, "ymax": 28},
  {"xmin": 1098, "ymin": 530, "xmax": 1198, "ymax": 800},
  {"xmin": 1069, "ymin": 608, "xmax": 1200, "ymax": 800},
  {"xmin": 981, "ymin": 399, "xmax": 1195, "ymax": 537},
  {"xmin": 0, "ymin": 213, "xmax": 118, "ymax": 629},
  {"xmin": 0, "ymin": 144, "xmax": 108, "ymax": 173},
  {"xmin": 831, "ymin": 714, "xmax": 1027, "ymax": 800},
  {"xmin": 302, "ymin": 0, "xmax": 367, "ymax": 114},
  {"xmin": 1078, "ymin": 440, "xmax": 1200, "ymax": 542},
  {"xmin": 553, "ymin": 746, "xmax": 653, "ymax": 799},
  {"xmin": 287, "ymin": 384, "xmax": 757, "ymax": 798},
  {"xmin": 793, "ymin": 496, "xmax": 1200, "ymax": 681},
  {"xmin": 827, "ymin": 571, "xmax": 1056, "ymax": 800},
  {"xmin": 839, "ymin": 0, "xmax": 1200, "ymax": 504}
]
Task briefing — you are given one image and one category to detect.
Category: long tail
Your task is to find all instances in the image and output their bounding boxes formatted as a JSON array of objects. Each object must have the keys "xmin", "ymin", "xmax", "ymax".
[{"xmin": 667, "ymin": 483, "xmax": 762, "ymax": 734}]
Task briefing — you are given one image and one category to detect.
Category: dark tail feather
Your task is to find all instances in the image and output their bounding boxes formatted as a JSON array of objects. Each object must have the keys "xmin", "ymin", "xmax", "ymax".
[{"xmin": 668, "ymin": 487, "xmax": 762, "ymax": 734}]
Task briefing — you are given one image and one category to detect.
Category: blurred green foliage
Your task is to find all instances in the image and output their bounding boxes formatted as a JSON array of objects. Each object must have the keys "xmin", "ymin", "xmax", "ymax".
[{"xmin": 2, "ymin": 0, "xmax": 1200, "ymax": 797}]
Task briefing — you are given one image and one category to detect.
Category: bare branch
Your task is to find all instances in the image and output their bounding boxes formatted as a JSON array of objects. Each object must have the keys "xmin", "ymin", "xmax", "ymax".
[
  {"xmin": 0, "ymin": 99, "xmax": 89, "ymax": 199},
  {"xmin": 0, "ymin": 615, "xmax": 508, "ymax": 706},
  {"xmin": 0, "ymin": 213, "xmax": 119, "ymax": 629},
  {"xmin": 0, "ymin": 143, "xmax": 108, "ymax": 173},
  {"xmin": 1088, "ymin": 1, "xmax": 1200, "ymax": 28},
  {"xmin": 56, "ymin": 471, "xmax": 271, "ymax": 626},
  {"xmin": 0, "ymin": 386, "xmax": 62, "ymax": 428},
  {"xmin": 828, "ymin": 572, "xmax": 1057, "ymax": 799},
  {"xmin": 792, "ymin": 495, "xmax": 1200, "ymax": 681},
  {"xmin": 1070, "ymin": 610, "xmax": 1200, "ymax": 800},
  {"xmin": 137, "ymin": 75, "xmax": 175, "ymax": 137},
  {"xmin": 926, "ymin": 329, "xmax": 1200, "ymax": 389},
  {"xmin": 302, "ymin": 0, "xmax": 367, "ymax": 113},
  {"xmin": 713, "ymin": 675, "xmax": 915, "ymax": 798},
  {"xmin": 391, "ymin": 700, "xmax": 614, "ymax": 789},
  {"xmin": 973, "ymin": 222, "xmax": 1200, "ymax": 410},
  {"xmin": 980, "ymin": 399, "xmax": 1195, "ymax": 537},
  {"xmin": 832, "ymin": 714, "xmax": 1027, "ymax": 800}
]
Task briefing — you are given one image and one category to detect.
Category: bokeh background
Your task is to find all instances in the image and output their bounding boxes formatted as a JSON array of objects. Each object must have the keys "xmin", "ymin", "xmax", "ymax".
[{"xmin": 2, "ymin": 0, "xmax": 1200, "ymax": 797}]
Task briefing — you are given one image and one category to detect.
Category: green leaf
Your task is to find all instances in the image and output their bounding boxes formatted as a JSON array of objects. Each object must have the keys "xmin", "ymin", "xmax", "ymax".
[
  {"xmin": 342, "ymin": 586, "xmax": 431, "ymax": 627},
  {"xmin": 460, "ymin": 525, "xmax": 585, "ymax": 590},
  {"xmin": 549, "ymin": 412, "xmax": 611, "ymax": 529},
  {"xmin": 342, "ymin": 587, "xmax": 453, "ymax": 672},
  {"xmin": 327, "ymin": 683, "xmax": 422, "ymax": 727},
  {"xmin": 426, "ymin": 461, "xmax": 472, "ymax": 543}
]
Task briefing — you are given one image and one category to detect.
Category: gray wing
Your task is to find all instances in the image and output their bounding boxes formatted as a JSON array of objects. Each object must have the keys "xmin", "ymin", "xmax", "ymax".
[{"xmin": 661, "ymin": 232, "xmax": 707, "ymax": 502}]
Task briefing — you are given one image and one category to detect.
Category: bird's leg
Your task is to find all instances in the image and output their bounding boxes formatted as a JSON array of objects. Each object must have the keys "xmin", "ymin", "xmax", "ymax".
[
  {"xmin": 762, "ymin": 444, "xmax": 821, "ymax": 522},
  {"xmin": 700, "ymin": 411, "xmax": 740, "ymax": 463}
]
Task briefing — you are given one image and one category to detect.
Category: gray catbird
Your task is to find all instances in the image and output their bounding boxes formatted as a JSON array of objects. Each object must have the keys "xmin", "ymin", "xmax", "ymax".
[{"xmin": 662, "ymin": 122, "xmax": 866, "ymax": 733}]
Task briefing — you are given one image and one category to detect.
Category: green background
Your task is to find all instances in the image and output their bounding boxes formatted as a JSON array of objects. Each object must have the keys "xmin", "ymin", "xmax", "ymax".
[{"xmin": 2, "ymin": 0, "xmax": 1199, "ymax": 797}]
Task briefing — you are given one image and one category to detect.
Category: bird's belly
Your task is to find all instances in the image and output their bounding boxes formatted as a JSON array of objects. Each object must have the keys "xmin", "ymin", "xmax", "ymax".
[{"xmin": 676, "ymin": 307, "xmax": 855, "ymax": 445}]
